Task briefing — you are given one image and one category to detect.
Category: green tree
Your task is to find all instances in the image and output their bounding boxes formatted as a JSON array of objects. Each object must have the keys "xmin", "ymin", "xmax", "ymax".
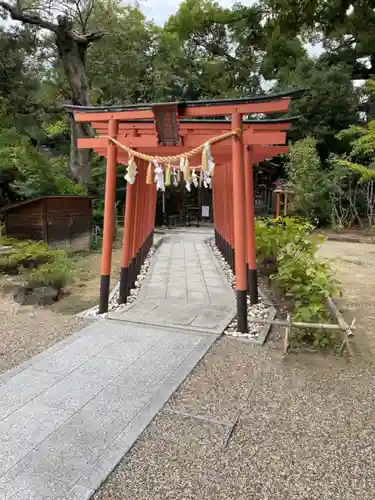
[
  {"xmin": 0, "ymin": 126, "xmax": 85, "ymax": 203},
  {"xmin": 86, "ymin": 4, "xmax": 157, "ymax": 104},
  {"xmin": 334, "ymin": 96, "xmax": 375, "ymax": 228},
  {"xmin": 0, "ymin": 27, "xmax": 44, "ymax": 135},
  {"xmin": 0, "ymin": 0, "xmax": 110, "ymax": 185},
  {"xmin": 335, "ymin": 79, "xmax": 375, "ymax": 177},
  {"xmin": 286, "ymin": 137, "xmax": 333, "ymax": 223},
  {"xmin": 260, "ymin": 26, "xmax": 306, "ymax": 80},
  {"xmin": 263, "ymin": 0, "xmax": 375, "ymax": 81},
  {"xmin": 0, "ymin": 25, "xmax": 86, "ymax": 205},
  {"xmin": 163, "ymin": 0, "xmax": 265, "ymax": 98},
  {"xmin": 275, "ymin": 58, "xmax": 360, "ymax": 160}
]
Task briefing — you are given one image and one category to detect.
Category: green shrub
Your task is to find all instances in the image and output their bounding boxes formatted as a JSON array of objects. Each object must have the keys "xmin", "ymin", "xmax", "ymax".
[
  {"xmin": 255, "ymin": 217, "xmax": 313, "ymax": 270},
  {"xmin": 0, "ymin": 238, "xmax": 52, "ymax": 274},
  {"xmin": 271, "ymin": 243, "xmax": 340, "ymax": 317},
  {"xmin": 0, "ymin": 127, "xmax": 85, "ymax": 200},
  {"xmin": 255, "ymin": 217, "xmax": 341, "ymax": 347},
  {"xmin": 0, "ymin": 237, "xmax": 72, "ymax": 291},
  {"xmin": 26, "ymin": 250, "xmax": 71, "ymax": 290}
]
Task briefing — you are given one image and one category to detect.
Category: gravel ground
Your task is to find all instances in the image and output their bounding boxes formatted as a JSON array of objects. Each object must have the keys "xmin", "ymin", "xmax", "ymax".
[
  {"xmin": 317, "ymin": 240, "xmax": 375, "ymax": 357},
  {"xmin": 0, "ymin": 295, "xmax": 88, "ymax": 373},
  {"xmin": 95, "ymin": 337, "xmax": 375, "ymax": 500}
]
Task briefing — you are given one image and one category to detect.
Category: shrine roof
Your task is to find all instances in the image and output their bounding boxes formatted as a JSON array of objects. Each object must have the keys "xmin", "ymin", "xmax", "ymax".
[{"xmin": 64, "ymin": 89, "xmax": 304, "ymax": 115}]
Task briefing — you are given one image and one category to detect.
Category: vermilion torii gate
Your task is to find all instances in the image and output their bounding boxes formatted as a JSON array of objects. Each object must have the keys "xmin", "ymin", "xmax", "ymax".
[{"xmin": 68, "ymin": 90, "xmax": 298, "ymax": 332}]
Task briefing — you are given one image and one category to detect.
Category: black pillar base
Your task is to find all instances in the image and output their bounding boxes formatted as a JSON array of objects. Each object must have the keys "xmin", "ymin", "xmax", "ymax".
[
  {"xmin": 136, "ymin": 249, "xmax": 141, "ymax": 275},
  {"xmin": 236, "ymin": 289, "xmax": 248, "ymax": 333},
  {"xmin": 99, "ymin": 274, "xmax": 110, "ymax": 314},
  {"xmin": 119, "ymin": 266, "xmax": 129, "ymax": 304},
  {"xmin": 129, "ymin": 259, "xmax": 135, "ymax": 289},
  {"xmin": 247, "ymin": 267, "xmax": 258, "ymax": 305}
]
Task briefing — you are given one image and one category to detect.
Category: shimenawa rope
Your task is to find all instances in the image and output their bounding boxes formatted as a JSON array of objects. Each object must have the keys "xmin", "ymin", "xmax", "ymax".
[{"xmin": 107, "ymin": 128, "xmax": 241, "ymax": 164}]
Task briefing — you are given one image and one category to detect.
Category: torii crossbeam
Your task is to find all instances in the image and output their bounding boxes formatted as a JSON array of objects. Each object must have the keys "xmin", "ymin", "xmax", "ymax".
[{"xmin": 67, "ymin": 90, "xmax": 300, "ymax": 332}]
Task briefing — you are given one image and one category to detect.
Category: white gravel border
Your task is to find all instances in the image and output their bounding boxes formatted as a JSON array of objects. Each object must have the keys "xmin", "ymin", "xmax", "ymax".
[
  {"xmin": 207, "ymin": 238, "xmax": 274, "ymax": 341},
  {"xmin": 79, "ymin": 235, "xmax": 164, "ymax": 319}
]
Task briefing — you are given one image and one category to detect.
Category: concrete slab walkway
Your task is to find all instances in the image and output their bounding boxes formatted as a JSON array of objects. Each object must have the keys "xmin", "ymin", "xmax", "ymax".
[
  {"xmin": 0, "ymin": 231, "xmax": 233, "ymax": 500},
  {"xmin": 111, "ymin": 232, "xmax": 236, "ymax": 333},
  {"xmin": 0, "ymin": 320, "xmax": 220, "ymax": 499}
]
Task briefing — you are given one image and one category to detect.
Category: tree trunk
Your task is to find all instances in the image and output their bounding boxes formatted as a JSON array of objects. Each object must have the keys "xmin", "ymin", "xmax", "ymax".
[
  {"xmin": 56, "ymin": 32, "xmax": 92, "ymax": 186},
  {"xmin": 69, "ymin": 115, "xmax": 92, "ymax": 186},
  {"xmin": 0, "ymin": 4, "xmax": 106, "ymax": 187}
]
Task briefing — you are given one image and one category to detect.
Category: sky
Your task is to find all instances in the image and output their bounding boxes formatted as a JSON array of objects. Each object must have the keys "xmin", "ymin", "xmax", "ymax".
[{"xmin": 142, "ymin": 0, "xmax": 251, "ymax": 26}]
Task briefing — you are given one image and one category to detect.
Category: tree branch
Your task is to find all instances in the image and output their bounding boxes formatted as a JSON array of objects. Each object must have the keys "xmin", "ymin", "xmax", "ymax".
[
  {"xmin": 0, "ymin": 1, "xmax": 58, "ymax": 32},
  {"xmin": 66, "ymin": 29, "xmax": 108, "ymax": 44},
  {"xmin": 84, "ymin": 31, "xmax": 107, "ymax": 42},
  {"xmin": 191, "ymin": 36, "xmax": 241, "ymax": 63}
]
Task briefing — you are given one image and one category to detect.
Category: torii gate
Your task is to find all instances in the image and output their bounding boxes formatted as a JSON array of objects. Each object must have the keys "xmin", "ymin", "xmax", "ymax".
[{"xmin": 68, "ymin": 90, "xmax": 299, "ymax": 332}]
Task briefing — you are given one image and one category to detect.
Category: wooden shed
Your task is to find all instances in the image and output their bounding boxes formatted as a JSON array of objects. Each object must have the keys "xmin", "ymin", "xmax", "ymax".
[{"xmin": 1, "ymin": 196, "xmax": 94, "ymax": 251}]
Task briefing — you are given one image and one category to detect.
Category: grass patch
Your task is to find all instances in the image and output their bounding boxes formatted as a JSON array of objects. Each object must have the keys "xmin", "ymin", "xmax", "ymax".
[
  {"xmin": 52, "ymin": 244, "xmax": 124, "ymax": 315},
  {"xmin": 26, "ymin": 250, "xmax": 72, "ymax": 289},
  {"xmin": 0, "ymin": 235, "xmax": 124, "ymax": 313}
]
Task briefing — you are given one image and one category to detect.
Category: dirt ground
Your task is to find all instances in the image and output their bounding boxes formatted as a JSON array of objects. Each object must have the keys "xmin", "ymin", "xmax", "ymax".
[
  {"xmin": 52, "ymin": 246, "xmax": 123, "ymax": 315},
  {"xmin": 0, "ymin": 296, "xmax": 88, "ymax": 373},
  {"xmin": 318, "ymin": 239, "xmax": 375, "ymax": 357},
  {"xmin": 0, "ymin": 245, "xmax": 123, "ymax": 373}
]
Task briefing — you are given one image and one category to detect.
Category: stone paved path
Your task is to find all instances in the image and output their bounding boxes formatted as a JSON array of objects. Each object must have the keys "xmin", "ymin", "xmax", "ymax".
[
  {"xmin": 0, "ymin": 231, "xmax": 233, "ymax": 500},
  {"xmin": 0, "ymin": 320, "xmax": 219, "ymax": 500},
  {"xmin": 111, "ymin": 232, "xmax": 236, "ymax": 333}
]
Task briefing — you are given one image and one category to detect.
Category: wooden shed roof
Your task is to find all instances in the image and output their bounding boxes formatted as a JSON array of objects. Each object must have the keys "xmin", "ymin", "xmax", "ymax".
[{"xmin": 0, "ymin": 195, "xmax": 95, "ymax": 213}]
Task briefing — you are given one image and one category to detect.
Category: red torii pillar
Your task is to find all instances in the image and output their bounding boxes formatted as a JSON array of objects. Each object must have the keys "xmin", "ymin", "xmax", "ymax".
[
  {"xmin": 119, "ymin": 179, "xmax": 135, "ymax": 304},
  {"xmin": 244, "ymin": 146, "xmax": 258, "ymax": 305},
  {"xmin": 99, "ymin": 119, "xmax": 118, "ymax": 314},
  {"xmin": 232, "ymin": 113, "xmax": 248, "ymax": 333},
  {"xmin": 243, "ymin": 144, "xmax": 289, "ymax": 305}
]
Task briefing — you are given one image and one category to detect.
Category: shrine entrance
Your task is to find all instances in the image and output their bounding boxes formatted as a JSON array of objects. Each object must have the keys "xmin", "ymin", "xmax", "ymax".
[
  {"xmin": 156, "ymin": 183, "xmax": 213, "ymax": 228},
  {"xmin": 68, "ymin": 90, "xmax": 299, "ymax": 333}
]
